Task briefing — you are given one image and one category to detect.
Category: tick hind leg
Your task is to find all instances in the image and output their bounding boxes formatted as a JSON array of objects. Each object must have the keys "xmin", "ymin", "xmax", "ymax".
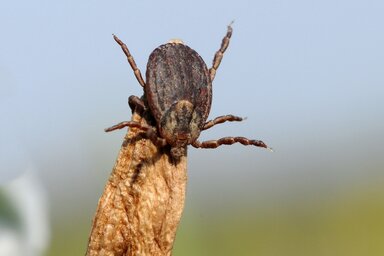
[
  {"xmin": 105, "ymin": 121, "xmax": 151, "ymax": 133},
  {"xmin": 105, "ymin": 121, "xmax": 166, "ymax": 147},
  {"xmin": 113, "ymin": 34, "xmax": 146, "ymax": 87},
  {"xmin": 203, "ymin": 114, "xmax": 243, "ymax": 130},
  {"xmin": 209, "ymin": 22, "xmax": 233, "ymax": 82},
  {"xmin": 192, "ymin": 137, "xmax": 270, "ymax": 150}
]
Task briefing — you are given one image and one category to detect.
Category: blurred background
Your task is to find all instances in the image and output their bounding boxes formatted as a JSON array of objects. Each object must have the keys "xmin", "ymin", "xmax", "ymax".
[{"xmin": 1, "ymin": 0, "xmax": 383, "ymax": 255}]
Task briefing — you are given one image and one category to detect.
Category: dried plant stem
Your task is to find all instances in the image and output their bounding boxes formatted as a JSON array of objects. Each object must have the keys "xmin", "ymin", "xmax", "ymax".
[{"xmin": 86, "ymin": 110, "xmax": 187, "ymax": 256}]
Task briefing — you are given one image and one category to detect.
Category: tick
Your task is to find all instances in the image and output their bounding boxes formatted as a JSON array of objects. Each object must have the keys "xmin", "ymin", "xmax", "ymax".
[{"xmin": 106, "ymin": 24, "xmax": 269, "ymax": 160}]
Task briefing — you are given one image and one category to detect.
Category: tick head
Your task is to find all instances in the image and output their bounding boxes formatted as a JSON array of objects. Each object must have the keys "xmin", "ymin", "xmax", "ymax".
[{"xmin": 160, "ymin": 100, "xmax": 202, "ymax": 150}]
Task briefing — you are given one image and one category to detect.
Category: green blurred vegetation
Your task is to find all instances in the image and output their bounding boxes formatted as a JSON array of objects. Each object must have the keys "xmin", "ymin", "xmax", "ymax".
[
  {"xmin": 0, "ymin": 189, "xmax": 21, "ymax": 231},
  {"xmin": 47, "ymin": 177, "xmax": 384, "ymax": 256},
  {"xmin": 174, "ymin": 181, "xmax": 384, "ymax": 256}
]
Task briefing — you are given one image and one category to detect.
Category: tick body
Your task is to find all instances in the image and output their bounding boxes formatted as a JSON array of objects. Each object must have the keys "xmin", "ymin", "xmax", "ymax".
[
  {"xmin": 146, "ymin": 43, "xmax": 211, "ymax": 158},
  {"xmin": 107, "ymin": 24, "xmax": 269, "ymax": 160}
]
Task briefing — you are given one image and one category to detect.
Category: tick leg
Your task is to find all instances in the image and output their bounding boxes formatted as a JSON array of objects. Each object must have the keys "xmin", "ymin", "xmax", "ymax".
[
  {"xmin": 113, "ymin": 34, "xmax": 146, "ymax": 87},
  {"xmin": 105, "ymin": 121, "xmax": 167, "ymax": 147},
  {"xmin": 105, "ymin": 121, "xmax": 149, "ymax": 132},
  {"xmin": 203, "ymin": 114, "xmax": 243, "ymax": 131},
  {"xmin": 128, "ymin": 95, "xmax": 146, "ymax": 113},
  {"xmin": 209, "ymin": 22, "xmax": 233, "ymax": 82},
  {"xmin": 192, "ymin": 136, "xmax": 269, "ymax": 150}
]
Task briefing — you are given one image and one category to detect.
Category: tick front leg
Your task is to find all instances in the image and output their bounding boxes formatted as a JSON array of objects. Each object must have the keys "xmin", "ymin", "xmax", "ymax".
[
  {"xmin": 128, "ymin": 95, "xmax": 146, "ymax": 113},
  {"xmin": 105, "ymin": 121, "xmax": 167, "ymax": 147},
  {"xmin": 203, "ymin": 114, "xmax": 243, "ymax": 131},
  {"xmin": 192, "ymin": 136, "xmax": 269, "ymax": 150},
  {"xmin": 113, "ymin": 34, "xmax": 146, "ymax": 87},
  {"xmin": 209, "ymin": 22, "xmax": 233, "ymax": 82}
]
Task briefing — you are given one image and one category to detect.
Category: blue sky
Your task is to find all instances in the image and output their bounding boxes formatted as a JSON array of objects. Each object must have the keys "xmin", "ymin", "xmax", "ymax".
[{"xmin": 1, "ymin": 0, "xmax": 384, "ymax": 219}]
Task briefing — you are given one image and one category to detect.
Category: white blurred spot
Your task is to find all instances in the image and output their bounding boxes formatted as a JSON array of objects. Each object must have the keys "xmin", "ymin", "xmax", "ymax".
[{"xmin": 0, "ymin": 169, "xmax": 50, "ymax": 256}]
